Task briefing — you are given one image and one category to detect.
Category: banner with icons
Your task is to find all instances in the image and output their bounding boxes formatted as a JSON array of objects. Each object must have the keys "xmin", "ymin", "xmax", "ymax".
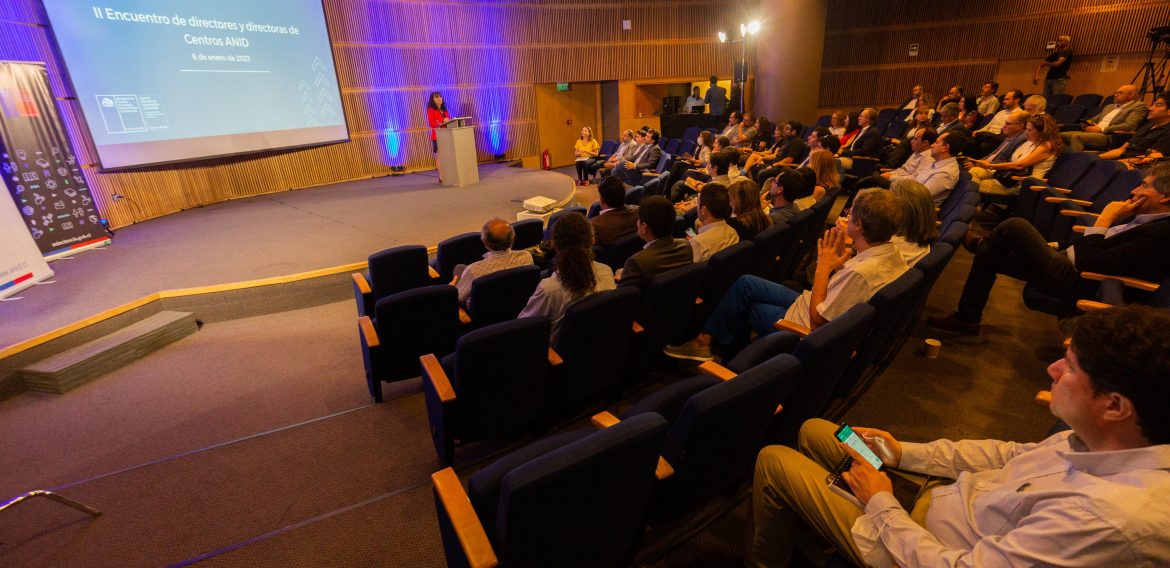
[
  {"xmin": 0, "ymin": 62, "xmax": 109, "ymax": 261},
  {"xmin": 0, "ymin": 165, "xmax": 52, "ymax": 300}
]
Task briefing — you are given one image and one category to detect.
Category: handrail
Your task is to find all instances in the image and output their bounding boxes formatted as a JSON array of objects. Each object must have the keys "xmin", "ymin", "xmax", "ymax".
[{"xmin": 0, "ymin": 490, "xmax": 102, "ymax": 517}]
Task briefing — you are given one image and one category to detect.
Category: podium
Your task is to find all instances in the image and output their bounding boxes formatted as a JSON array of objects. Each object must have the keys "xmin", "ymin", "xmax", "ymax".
[{"xmin": 436, "ymin": 117, "xmax": 479, "ymax": 187}]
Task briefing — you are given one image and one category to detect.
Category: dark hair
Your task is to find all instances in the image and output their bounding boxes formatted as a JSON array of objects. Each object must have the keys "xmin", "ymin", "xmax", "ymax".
[
  {"xmin": 698, "ymin": 183, "xmax": 732, "ymax": 220},
  {"xmin": 850, "ymin": 188, "xmax": 902, "ymax": 243},
  {"xmin": 597, "ymin": 175, "xmax": 626, "ymax": 208},
  {"xmin": 774, "ymin": 170, "xmax": 812, "ymax": 203},
  {"xmin": 795, "ymin": 167, "xmax": 817, "ymax": 196},
  {"xmin": 985, "ymin": 81, "xmax": 999, "ymax": 92},
  {"xmin": 638, "ymin": 196, "xmax": 676, "ymax": 238},
  {"xmin": 1006, "ymin": 89, "xmax": 1025, "ymax": 103},
  {"xmin": 715, "ymin": 135, "xmax": 732, "ymax": 150},
  {"xmin": 699, "ymin": 131, "xmax": 715, "ymax": 148},
  {"xmin": 710, "ymin": 75, "xmax": 718, "ymax": 84},
  {"xmin": 821, "ymin": 133, "xmax": 842, "ymax": 154},
  {"xmin": 427, "ymin": 91, "xmax": 447, "ymax": 112},
  {"xmin": 709, "ymin": 149, "xmax": 735, "ymax": 175},
  {"xmin": 940, "ymin": 103, "xmax": 961, "ymax": 117},
  {"xmin": 786, "ymin": 121, "xmax": 803, "ymax": 136},
  {"xmin": 551, "ymin": 213, "xmax": 597, "ymax": 297},
  {"xmin": 646, "ymin": 129, "xmax": 660, "ymax": 143},
  {"xmin": 917, "ymin": 127, "xmax": 939, "ymax": 145},
  {"xmin": 939, "ymin": 132, "xmax": 968, "ymax": 156},
  {"xmin": 1071, "ymin": 305, "xmax": 1170, "ymax": 444}
]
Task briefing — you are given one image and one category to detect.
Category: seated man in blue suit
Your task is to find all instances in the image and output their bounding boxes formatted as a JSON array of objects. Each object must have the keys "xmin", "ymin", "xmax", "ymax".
[{"xmin": 618, "ymin": 129, "xmax": 663, "ymax": 187}]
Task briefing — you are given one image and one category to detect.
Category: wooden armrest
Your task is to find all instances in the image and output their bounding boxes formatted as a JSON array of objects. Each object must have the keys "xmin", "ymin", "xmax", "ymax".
[
  {"xmin": 352, "ymin": 273, "xmax": 372, "ymax": 295},
  {"xmin": 1080, "ymin": 272, "xmax": 1159, "ymax": 292},
  {"xmin": 548, "ymin": 347, "xmax": 564, "ymax": 366},
  {"xmin": 656, "ymin": 457, "xmax": 674, "ymax": 480},
  {"xmin": 422, "ymin": 353, "xmax": 456, "ymax": 403},
  {"xmin": 936, "ymin": 219, "xmax": 942, "ymax": 226},
  {"xmin": 642, "ymin": 171, "xmax": 659, "ymax": 177},
  {"xmin": 1063, "ymin": 337, "xmax": 1071, "ymax": 349},
  {"xmin": 697, "ymin": 361, "xmax": 737, "ymax": 381},
  {"xmin": 1072, "ymin": 225, "xmax": 1086, "ymax": 233},
  {"xmin": 1044, "ymin": 196, "xmax": 1091, "ymax": 206},
  {"xmin": 1048, "ymin": 186, "xmax": 1072, "ymax": 194},
  {"xmin": 772, "ymin": 319, "xmax": 811, "ymax": 337},
  {"xmin": 632, "ymin": 321, "xmax": 644, "ymax": 333},
  {"xmin": 1010, "ymin": 175, "xmax": 1029, "ymax": 181},
  {"xmin": 358, "ymin": 316, "xmax": 380, "ymax": 348},
  {"xmin": 1034, "ymin": 390, "xmax": 1052, "ymax": 408},
  {"xmin": 694, "ymin": 297, "xmax": 703, "ymax": 305},
  {"xmin": 458, "ymin": 308, "xmax": 472, "ymax": 325},
  {"xmin": 591, "ymin": 411, "xmax": 621, "ymax": 429},
  {"xmin": 429, "ymin": 265, "xmax": 441, "ymax": 279},
  {"xmin": 1077, "ymin": 299, "xmax": 1112, "ymax": 311},
  {"xmin": 853, "ymin": 156, "xmax": 881, "ymax": 162},
  {"xmin": 879, "ymin": 168, "xmax": 893, "ymax": 173},
  {"xmin": 1060, "ymin": 209, "xmax": 1098, "ymax": 217},
  {"xmin": 774, "ymin": 403, "xmax": 784, "ymax": 415},
  {"xmin": 431, "ymin": 468, "xmax": 499, "ymax": 568}
]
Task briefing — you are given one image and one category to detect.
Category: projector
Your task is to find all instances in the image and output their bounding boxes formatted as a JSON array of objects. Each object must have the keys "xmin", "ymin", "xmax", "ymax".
[{"xmin": 523, "ymin": 196, "xmax": 557, "ymax": 213}]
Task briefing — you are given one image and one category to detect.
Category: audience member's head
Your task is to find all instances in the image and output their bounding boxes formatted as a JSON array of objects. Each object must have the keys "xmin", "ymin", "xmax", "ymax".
[
  {"xmin": 597, "ymin": 175, "xmax": 626, "ymax": 209},
  {"xmin": 939, "ymin": 103, "xmax": 961, "ymax": 122},
  {"xmin": 728, "ymin": 179, "xmax": 761, "ymax": 215},
  {"xmin": 1114, "ymin": 85, "xmax": 1139, "ymax": 105},
  {"xmin": 551, "ymin": 212, "xmax": 597, "ymax": 297},
  {"xmin": 742, "ymin": 111, "xmax": 756, "ymax": 126},
  {"xmin": 699, "ymin": 130, "xmax": 715, "ymax": 148},
  {"xmin": 714, "ymin": 135, "xmax": 731, "ymax": 151},
  {"xmin": 698, "ymin": 182, "xmax": 732, "ymax": 222},
  {"xmin": 1067, "ymin": 305, "xmax": 1170, "ymax": 445},
  {"xmin": 1003, "ymin": 89, "xmax": 1024, "ymax": 110},
  {"xmin": 481, "ymin": 217, "xmax": 515, "ymax": 251},
  {"xmin": 849, "ymin": 188, "xmax": 902, "ymax": 245},
  {"xmin": 620, "ymin": 129, "xmax": 634, "ymax": 142},
  {"xmin": 831, "ymin": 110, "xmax": 849, "ymax": 130},
  {"xmin": 770, "ymin": 169, "xmax": 812, "ymax": 205},
  {"xmin": 645, "ymin": 129, "xmax": 660, "ymax": 144},
  {"xmin": 910, "ymin": 127, "xmax": 938, "ymax": 154},
  {"xmin": 982, "ymin": 81, "xmax": 999, "ymax": 96},
  {"xmin": 1024, "ymin": 95, "xmax": 1047, "ymax": 115},
  {"xmin": 796, "ymin": 166, "xmax": 818, "ymax": 197},
  {"xmin": 820, "ymin": 132, "xmax": 842, "ymax": 154},
  {"xmin": 1149, "ymin": 95, "xmax": 1169, "ymax": 126},
  {"xmin": 1027, "ymin": 114, "xmax": 1062, "ymax": 154},
  {"xmin": 859, "ymin": 108, "xmax": 879, "ymax": 128},
  {"xmin": 784, "ymin": 120, "xmax": 803, "ymax": 138},
  {"xmin": 709, "ymin": 149, "xmax": 735, "ymax": 176},
  {"xmin": 913, "ymin": 107, "xmax": 932, "ymax": 125},
  {"xmin": 889, "ymin": 179, "xmax": 939, "ymax": 246},
  {"xmin": 809, "ymin": 149, "xmax": 840, "ymax": 190},
  {"xmin": 962, "ymin": 111, "xmax": 981, "ymax": 130},
  {"xmin": 728, "ymin": 111, "xmax": 741, "ymax": 125},
  {"xmin": 933, "ymin": 132, "xmax": 967, "ymax": 159},
  {"xmin": 636, "ymin": 195, "xmax": 676, "ymax": 241},
  {"xmin": 1138, "ymin": 163, "xmax": 1170, "ymax": 214}
]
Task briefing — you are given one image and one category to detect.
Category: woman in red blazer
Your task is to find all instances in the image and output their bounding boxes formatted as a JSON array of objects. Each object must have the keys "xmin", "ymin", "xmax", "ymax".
[{"xmin": 427, "ymin": 91, "xmax": 450, "ymax": 177}]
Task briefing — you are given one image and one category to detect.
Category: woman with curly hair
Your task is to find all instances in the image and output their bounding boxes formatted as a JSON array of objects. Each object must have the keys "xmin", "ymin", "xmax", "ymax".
[{"xmin": 518, "ymin": 212, "xmax": 616, "ymax": 340}]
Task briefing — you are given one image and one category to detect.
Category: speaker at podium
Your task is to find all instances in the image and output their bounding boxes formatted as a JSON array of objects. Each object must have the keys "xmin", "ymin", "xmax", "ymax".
[{"xmin": 436, "ymin": 116, "xmax": 479, "ymax": 187}]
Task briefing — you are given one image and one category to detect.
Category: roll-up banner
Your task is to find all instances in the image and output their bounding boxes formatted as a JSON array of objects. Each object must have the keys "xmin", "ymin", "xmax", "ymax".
[
  {"xmin": 0, "ymin": 61, "xmax": 109, "ymax": 261},
  {"xmin": 0, "ymin": 172, "xmax": 52, "ymax": 299}
]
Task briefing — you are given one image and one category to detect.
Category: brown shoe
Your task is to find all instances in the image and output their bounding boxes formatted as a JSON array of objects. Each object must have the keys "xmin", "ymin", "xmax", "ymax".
[{"xmin": 926, "ymin": 313, "xmax": 981, "ymax": 336}]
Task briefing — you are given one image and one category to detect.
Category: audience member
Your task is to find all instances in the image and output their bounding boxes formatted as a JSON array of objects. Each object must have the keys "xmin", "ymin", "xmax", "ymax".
[
  {"xmin": 838, "ymin": 108, "xmax": 882, "ymax": 170},
  {"xmin": 1099, "ymin": 94, "xmax": 1170, "ymax": 168},
  {"xmin": 727, "ymin": 179, "xmax": 771, "ymax": 240},
  {"xmin": 617, "ymin": 196, "xmax": 693, "ymax": 284},
  {"xmin": 518, "ymin": 212, "xmax": 615, "ymax": 341},
  {"xmin": 766, "ymin": 170, "xmax": 813, "ymax": 225},
  {"xmin": 453, "ymin": 218, "xmax": 535, "ymax": 305},
  {"xmin": 888, "ymin": 179, "xmax": 937, "ymax": 265},
  {"xmin": 590, "ymin": 175, "xmax": 639, "ymax": 245},
  {"xmin": 666, "ymin": 189, "xmax": 907, "ymax": 360},
  {"xmin": 898, "ymin": 84, "xmax": 924, "ymax": 114},
  {"xmin": 808, "ymin": 149, "xmax": 841, "ymax": 197},
  {"xmin": 733, "ymin": 112, "xmax": 760, "ymax": 149},
  {"xmin": 573, "ymin": 126, "xmax": 600, "ymax": 186},
  {"xmin": 593, "ymin": 129, "xmax": 635, "ymax": 178},
  {"xmin": 618, "ymin": 129, "xmax": 662, "ymax": 186},
  {"xmin": 974, "ymin": 89, "xmax": 1023, "ymax": 137},
  {"xmin": 1023, "ymin": 94, "xmax": 1047, "ymax": 116},
  {"xmin": 968, "ymin": 114, "xmax": 1060, "ymax": 198},
  {"xmin": 750, "ymin": 304, "xmax": 1170, "ymax": 568},
  {"xmin": 935, "ymin": 103, "xmax": 966, "ymax": 136},
  {"xmin": 1034, "ymin": 34, "xmax": 1073, "ymax": 98},
  {"xmin": 665, "ymin": 130, "xmax": 716, "ymax": 192},
  {"xmin": 974, "ymin": 81, "xmax": 1000, "ymax": 115},
  {"xmin": 721, "ymin": 111, "xmax": 742, "ymax": 139},
  {"xmin": 859, "ymin": 127, "xmax": 936, "ymax": 190},
  {"xmin": 751, "ymin": 121, "xmax": 807, "ymax": 184},
  {"xmin": 677, "ymin": 149, "xmax": 743, "ymax": 202},
  {"xmin": 828, "ymin": 111, "xmax": 849, "ymax": 139},
  {"xmin": 936, "ymin": 86, "xmax": 969, "ymax": 114},
  {"xmin": 801, "ymin": 128, "xmax": 841, "ymax": 167},
  {"xmin": 916, "ymin": 131, "xmax": 964, "ymax": 204},
  {"xmin": 1062, "ymin": 84, "xmax": 1148, "ymax": 152},
  {"xmin": 687, "ymin": 182, "xmax": 739, "ymax": 262},
  {"xmin": 929, "ymin": 164, "xmax": 1170, "ymax": 335}
]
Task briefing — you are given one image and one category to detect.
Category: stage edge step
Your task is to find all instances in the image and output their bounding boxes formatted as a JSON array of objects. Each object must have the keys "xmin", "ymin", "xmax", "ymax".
[{"xmin": 20, "ymin": 311, "xmax": 199, "ymax": 394}]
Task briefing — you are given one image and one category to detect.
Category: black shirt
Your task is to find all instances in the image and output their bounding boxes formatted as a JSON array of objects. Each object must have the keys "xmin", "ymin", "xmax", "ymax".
[
  {"xmin": 1123, "ymin": 120, "xmax": 1170, "ymax": 158},
  {"xmin": 1046, "ymin": 49, "xmax": 1073, "ymax": 79}
]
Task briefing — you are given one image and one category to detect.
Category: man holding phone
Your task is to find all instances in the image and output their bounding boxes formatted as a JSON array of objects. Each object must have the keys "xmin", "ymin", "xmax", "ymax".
[{"xmin": 749, "ymin": 305, "xmax": 1170, "ymax": 567}]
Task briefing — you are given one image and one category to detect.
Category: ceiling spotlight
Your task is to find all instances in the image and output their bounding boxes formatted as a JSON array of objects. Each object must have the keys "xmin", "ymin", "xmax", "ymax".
[
  {"xmin": 740, "ymin": 23, "xmax": 747, "ymax": 37},
  {"xmin": 717, "ymin": 31, "xmax": 727, "ymax": 43},
  {"xmin": 748, "ymin": 20, "xmax": 761, "ymax": 34}
]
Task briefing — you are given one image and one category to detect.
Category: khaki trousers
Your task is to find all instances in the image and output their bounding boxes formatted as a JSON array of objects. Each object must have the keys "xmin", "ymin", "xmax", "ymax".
[{"xmin": 748, "ymin": 419, "xmax": 938, "ymax": 568}]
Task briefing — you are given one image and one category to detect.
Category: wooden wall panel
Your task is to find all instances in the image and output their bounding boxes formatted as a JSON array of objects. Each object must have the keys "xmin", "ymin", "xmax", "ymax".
[
  {"xmin": 0, "ymin": 0, "xmax": 745, "ymax": 229},
  {"xmin": 820, "ymin": 0, "xmax": 1168, "ymax": 109}
]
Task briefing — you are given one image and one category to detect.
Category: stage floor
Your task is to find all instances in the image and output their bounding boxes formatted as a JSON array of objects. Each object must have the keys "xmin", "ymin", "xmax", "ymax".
[{"xmin": 1, "ymin": 165, "xmax": 575, "ymax": 351}]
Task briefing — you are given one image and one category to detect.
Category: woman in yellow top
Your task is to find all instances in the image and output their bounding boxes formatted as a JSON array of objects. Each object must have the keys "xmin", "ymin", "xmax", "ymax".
[{"xmin": 574, "ymin": 126, "xmax": 600, "ymax": 186}]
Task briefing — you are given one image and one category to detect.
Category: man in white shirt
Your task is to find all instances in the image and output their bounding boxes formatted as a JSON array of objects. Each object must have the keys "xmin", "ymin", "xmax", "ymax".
[
  {"xmin": 916, "ymin": 131, "xmax": 963, "ymax": 204},
  {"xmin": 687, "ymin": 182, "xmax": 739, "ymax": 263},
  {"xmin": 750, "ymin": 304, "xmax": 1170, "ymax": 568},
  {"xmin": 974, "ymin": 81, "xmax": 1001, "ymax": 116},
  {"xmin": 856, "ymin": 128, "xmax": 937, "ymax": 190},
  {"xmin": 1063, "ymin": 84, "xmax": 1149, "ymax": 152},
  {"xmin": 594, "ymin": 129, "xmax": 636, "ymax": 178},
  {"xmin": 975, "ymin": 89, "xmax": 1022, "ymax": 136},
  {"xmin": 666, "ymin": 189, "xmax": 907, "ymax": 361}
]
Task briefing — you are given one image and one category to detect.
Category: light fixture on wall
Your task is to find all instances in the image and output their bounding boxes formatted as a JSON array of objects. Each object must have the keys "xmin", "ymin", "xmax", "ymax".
[{"xmin": 717, "ymin": 31, "xmax": 727, "ymax": 43}]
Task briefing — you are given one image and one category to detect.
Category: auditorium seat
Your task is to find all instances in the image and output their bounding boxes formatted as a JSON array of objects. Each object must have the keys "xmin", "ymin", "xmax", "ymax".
[
  {"xmin": 750, "ymin": 222, "xmax": 791, "ymax": 279},
  {"xmin": 771, "ymin": 207, "xmax": 816, "ymax": 283},
  {"xmin": 1048, "ymin": 93, "xmax": 1074, "ymax": 107},
  {"xmin": 612, "ymin": 352, "xmax": 800, "ymax": 525},
  {"xmin": 676, "ymin": 139, "xmax": 697, "ymax": 159},
  {"xmin": 1030, "ymin": 159, "xmax": 1124, "ymax": 238},
  {"xmin": 632, "ymin": 263, "xmax": 707, "ymax": 373},
  {"xmin": 832, "ymin": 269, "xmax": 925, "ymax": 402},
  {"xmin": 432, "ymin": 413, "xmax": 668, "ymax": 568},
  {"xmin": 598, "ymin": 139, "xmax": 618, "ymax": 159},
  {"xmin": 359, "ymin": 285, "xmax": 461, "ymax": 402},
  {"xmin": 594, "ymin": 232, "xmax": 644, "ymax": 272},
  {"xmin": 1072, "ymin": 93, "xmax": 1103, "ymax": 108},
  {"xmin": 431, "ymin": 231, "xmax": 488, "ymax": 283},
  {"xmin": 1049, "ymin": 168, "xmax": 1143, "ymax": 245},
  {"xmin": 463, "ymin": 265, "xmax": 542, "ymax": 330},
  {"xmin": 511, "ymin": 218, "xmax": 544, "ymax": 250},
  {"xmin": 352, "ymin": 244, "xmax": 435, "ymax": 317},
  {"xmin": 1053, "ymin": 104, "xmax": 1088, "ymax": 129},
  {"xmin": 547, "ymin": 287, "xmax": 640, "ymax": 417},
  {"xmin": 938, "ymin": 217, "xmax": 971, "ymax": 250},
  {"xmin": 664, "ymin": 138, "xmax": 682, "ymax": 155},
  {"xmin": 682, "ymin": 126, "xmax": 701, "ymax": 143},
  {"xmin": 698, "ymin": 241, "xmax": 757, "ymax": 316},
  {"xmin": 1012, "ymin": 152, "xmax": 1098, "ymax": 221},
  {"xmin": 423, "ymin": 316, "xmax": 553, "ymax": 465}
]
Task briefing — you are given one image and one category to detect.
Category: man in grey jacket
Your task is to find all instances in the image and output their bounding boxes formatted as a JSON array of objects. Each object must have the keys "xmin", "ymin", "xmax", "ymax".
[{"xmin": 1062, "ymin": 84, "xmax": 1148, "ymax": 152}]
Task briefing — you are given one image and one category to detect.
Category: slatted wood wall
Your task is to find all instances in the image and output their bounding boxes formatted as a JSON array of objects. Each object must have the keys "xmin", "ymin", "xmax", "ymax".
[
  {"xmin": 820, "ymin": 0, "xmax": 1170, "ymax": 107},
  {"xmin": 0, "ymin": 0, "xmax": 742, "ymax": 228}
]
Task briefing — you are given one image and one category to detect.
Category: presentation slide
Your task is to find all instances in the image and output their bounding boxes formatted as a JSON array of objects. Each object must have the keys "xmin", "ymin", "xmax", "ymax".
[{"xmin": 42, "ymin": 0, "xmax": 348, "ymax": 169}]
